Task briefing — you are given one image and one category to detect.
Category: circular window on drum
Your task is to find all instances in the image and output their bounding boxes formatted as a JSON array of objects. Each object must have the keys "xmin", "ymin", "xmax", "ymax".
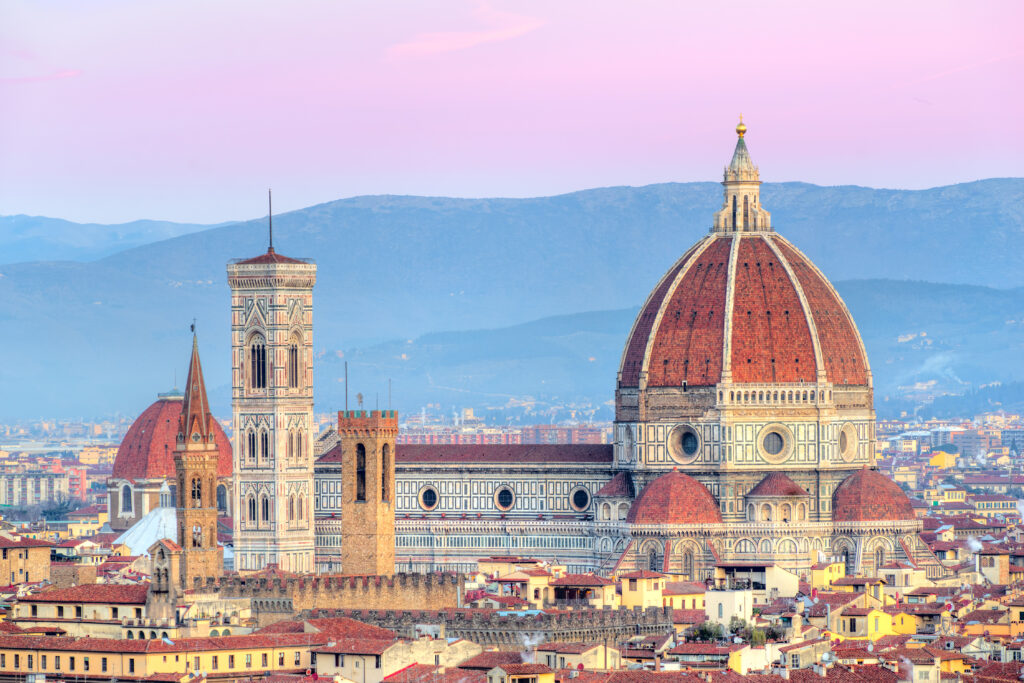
[
  {"xmin": 569, "ymin": 486, "xmax": 591, "ymax": 512},
  {"xmin": 838, "ymin": 423, "xmax": 858, "ymax": 463},
  {"xmin": 756, "ymin": 424, "xmax": 794, "ymax": 464},
  {"xmin": 667, "ymin": 424, "xmax": 701, "ymax": 464},
  {"xmin": 494, "ymin": 486, "xmax": 515, "ymax": 511},
  {"xmin": 418, "ymin": 486, "xmax": 439, "ymax": 511}
]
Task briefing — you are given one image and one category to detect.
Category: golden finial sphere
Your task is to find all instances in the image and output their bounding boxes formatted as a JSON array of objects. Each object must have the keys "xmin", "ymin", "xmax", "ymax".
[{"xmin": 736, "ymin": 116, "xmax": 746, "ymax": 138}]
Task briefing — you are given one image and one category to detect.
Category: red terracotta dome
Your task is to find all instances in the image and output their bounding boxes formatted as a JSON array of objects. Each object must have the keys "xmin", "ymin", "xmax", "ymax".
[
  {"xmin": 832, "ymin": 469, "xmax": 915, "ymax": 523},
  {"xmin": 747, "ymin": 472, "xmax": 808, "ymax": 498},
  {"xmin": 112, "ymin": 391, "xmax": 232, "ymax": 482},
  {"xmin": 619, "ymin": 232, "xmax": 869, "ymax": 388},
  {"xmin": 626, "ymin": 470, "xmax": 722, "ymax": 525}
]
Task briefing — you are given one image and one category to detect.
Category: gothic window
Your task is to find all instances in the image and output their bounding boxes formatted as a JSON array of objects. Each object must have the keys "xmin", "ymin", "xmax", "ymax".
[
  {"xmin": 261, "ymin": 495, "xmax": 270, "ymax": 522},
  {"xmin": 287, "ymin": 431, "xmax": 294, "ymax": 460},
  {"xmin": 647, "ymin": 549, "xmax": 661, "ymax": 572},
  {"xmin": 288, "ymin": 495, "xmax": 295, "ymax": 522},
  {"xmin": 296, "ymin": 431, "xmax": 303, "ymax": 461},
  {"xmin": 875, "ymin": 546, "xmax": 885, "ymax": 570},
  {"xmin": 356, "ymin": 444, "xmax": 367, "ymax": 502},
  {"xmin": 299, "ymin": 495, "xmax": 306, "ymax": 521},
  {"xmin": 743, "ymin": 195, "xmax": 750, "ymax": 229},
  {"xmin": 121, "ymin": 485, "xmax": 133, "ymax": 513},
  {"xmin": 260, "ymin": 430, "xmax": 269, "ymax": 461},
  {"xmin": 247, "ymin": 495, "xmax": 256, "ymax": 523},
  {"xmin": 247, "ymin": 431, "xmax": 256, "ymax": 462},
  {"xmin": 683, "ymin": 551, "xmax": 694, "ymax": 579},
  {"xmin": 216, "ymin": 484, "xmax": 227, "ymax": 512},
  {"xmin": 192, "ymin": 524, "xmax": 202, "ymax": 548},
  {"xmin": 287, "ymin": 335, "xmax": 300, "ymax": 389},
  {"xmin": 249, "ymin": 335, "xmax": 267, "ymax": 390},
  {"xmin": 381, "ymin": 444, "xmax": 391, "ymax": 503},
  {"xmin": 191, "ymin": 479, "xmax": 202, "ymax": 508}
]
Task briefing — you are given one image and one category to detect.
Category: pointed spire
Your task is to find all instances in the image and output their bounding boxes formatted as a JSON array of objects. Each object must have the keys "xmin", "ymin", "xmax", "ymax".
[
  {"xmin": 179, "ymin": 333, "xmax": 215, "ymax": 446},
  {"xmin": 726, "ymin": 115, "xmax": 757, "ymax": 179},
  {"xmin": 267, "ymin": 188, "xmax": 274, "ymax": 254}
]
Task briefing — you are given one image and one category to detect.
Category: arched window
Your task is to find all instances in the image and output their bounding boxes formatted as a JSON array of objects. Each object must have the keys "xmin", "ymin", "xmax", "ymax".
[
  {"xmin": 381, "ymin": 443, "xmax": 391, "ymax": 502},
  {"xmin": 296, "ymin": 432, "xmax": 303, "ymax": 461},
  {"xmin": 743, "ymin": 195, "xmax": 750, "ymax": 229},
  {"xmin": 288, "ymin": 336, "xmax": 300, "ymax": 389},
  {"xmin": 781, "ymin": 503, "xmax": 792, "ymax": 522},
  {"xmin": 617, "ymin": 503, "xmax": 628, "ymax": 520},
  {"xmin": 683, "ymin": 551, "xmax": 694, "ymax": 579},
  {"xmin": 249, "ymin": 335, "xmax": 267, "ymax": 389},
  {"xmin": 747, "ymin": 504, "xmax": 755, "ymax": 521},
  {"xmin": 287, "ymin": 431, "xmax": 294, "ymax": 460},
  {"xmin": 761, "ymin": 503, "xmax": 772, "ymax": 522},
  {"xmin": 247, "ymin": 430, "xmax": 256, "ymax": 462},
  {"xmin": 247, "ymin": 495, "xmax": 256, "ymax": 523},
  {"xmin": 288, "ymin": 495, "xmax": 295, "ymax": 522},
  {"xmin": 191, "ymin": 478, "xmax": 202, "ymax": 507},
  {"xmin": 299, "ymin": 495, "xmax": 306, "ymax": 521},
  {"xmin": 648, "ymin": 549, "xmax": 660, "ymax": 572},
  {"xmin": 260, "ymin": 430, "xmax": 269, "ymax": 461},
  {"xmin": 261, "ymin": 495, "xmax": 270, "ymax": 522},
  {"xmin": 121, "ymin": 485, "xmax": 133, "ymax": 513},
  {"xmin": 216, "ymin": 484, "xmax": 227, "ymax": 512},
  {"xmin": 875, "ymin": 546, "xmax": 885, "ymax": 570},
  {"xmin": 356, "ymin": 443, "xmax": 367, "ymax": 502}
]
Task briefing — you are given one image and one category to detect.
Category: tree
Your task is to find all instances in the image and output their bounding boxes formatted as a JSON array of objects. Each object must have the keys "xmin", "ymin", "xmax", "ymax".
[
  {"xmin": 749, "ymin": 629, "xmax": 767, "ymax": 647},
  {"xmin": 691, "ymin": 621, "xmax": 724, "ymax": 642}
]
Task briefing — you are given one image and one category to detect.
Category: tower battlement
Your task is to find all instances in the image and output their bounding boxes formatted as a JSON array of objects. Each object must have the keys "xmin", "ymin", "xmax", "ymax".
[{"xmin": 338, "ymin": 410, "xmax": 399, "ymax": 436}]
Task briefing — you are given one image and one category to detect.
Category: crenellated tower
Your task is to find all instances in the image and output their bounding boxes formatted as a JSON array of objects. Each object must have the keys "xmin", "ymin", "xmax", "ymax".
[
  {"xmin": 338, "ymin": 410, "xmax": 397, "ymax": 576},
  {"xmin": 228, "ymin": 224, "xmax": 317, "ymax": 573},
  {"xmin": 174, "ymin": 335, "xmax": 224, "ymax": 587}
]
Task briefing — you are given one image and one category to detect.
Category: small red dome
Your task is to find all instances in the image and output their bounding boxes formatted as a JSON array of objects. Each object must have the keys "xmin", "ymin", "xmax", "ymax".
[
  {"xmin": 112, "ymin": 392, "xmax": 232, "ymax": 482},
  {"xmin": 619, "ymin": 234, "xmax": 868, "ymax": 388},
  {"xmin": 626, "ymin": 471, "xmax": 722, "ymax": 525},
  {"xmin": 747, "ymin": 472, "xmax": 808, "ymax": 498},
  {"xmin": 832, "ymin": 469, "xmax": 914, "ymax": 523}
]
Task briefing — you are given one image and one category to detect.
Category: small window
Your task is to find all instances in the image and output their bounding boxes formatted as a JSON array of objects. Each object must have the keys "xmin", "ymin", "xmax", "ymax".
[
  {"xmin": 495, "ymin": 486, "xmax": 515, "ymax": 511},
  {"xmin": 279, "ymin": 653, "xmax": 285, "ymax": 667},
  {"xmin": 420, "ymin": 486, "xmax": 439, "ymax": 511},
  {"xmin": 763, "ymin": 431, "xmax": 784, "ymax": 455}
]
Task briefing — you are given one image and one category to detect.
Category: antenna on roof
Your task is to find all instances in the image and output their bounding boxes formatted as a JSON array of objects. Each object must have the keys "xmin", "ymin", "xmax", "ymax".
[{"xmin": 268, "ymin": 188, "xmax": 274, "ymax": 252}]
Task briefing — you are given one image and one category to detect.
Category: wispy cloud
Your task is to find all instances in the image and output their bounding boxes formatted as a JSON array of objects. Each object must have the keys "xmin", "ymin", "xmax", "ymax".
[
  {"xmin": 0, "ymin": 68, "xmax": 82, "ymax": 85},
  {"xmin": 388, "ymin": 4, "xmax": 544, "ymax": 60}
]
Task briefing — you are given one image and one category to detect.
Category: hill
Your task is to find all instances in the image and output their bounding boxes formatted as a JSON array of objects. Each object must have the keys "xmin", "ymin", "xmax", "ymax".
[{"xmin": 0, "ymin": 179, "xmax": 1021, "ymax": 419}]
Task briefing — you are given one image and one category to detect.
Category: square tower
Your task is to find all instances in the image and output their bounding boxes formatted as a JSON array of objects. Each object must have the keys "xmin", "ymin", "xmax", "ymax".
[
  {"xmin": 337, "ymin": 410, "xmax": 397, "ymax": 575},
  {"xmin": 227, "ymin": 247, "xmax": 317, "ymax": 573}
]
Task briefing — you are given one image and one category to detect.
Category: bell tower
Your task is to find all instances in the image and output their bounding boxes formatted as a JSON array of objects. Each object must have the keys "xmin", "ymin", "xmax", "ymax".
[
  {"xmin": 338, "ymin": 410, "xmax": 396, "ymax": 576},
  {"xmin": 174, "ymin": 334, "xmax": 224, "ymax": 588},
  {"xmin": 227, "ymin": 205, "xmax": 317, "ymax": 574}
]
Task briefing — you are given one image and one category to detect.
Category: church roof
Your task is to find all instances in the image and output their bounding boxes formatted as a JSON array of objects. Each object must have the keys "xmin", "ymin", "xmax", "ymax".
[
  {"xmin": 112, "ymin": 392, "xmax": 232, "ymax": 482},
  {"xmin": 626, "ymin": 470, "xmax": 722, "ymax": 526},
  {"xmin": 747, "ymin": 472, "xmax": 809, "ymax": 498},
  {"xmin": 832, "ymin": 469, "xmax": 916, "ymax": 523},
  {"xmin": 595, "ymin": 471, "xmax": 635, "ymax": 498}
]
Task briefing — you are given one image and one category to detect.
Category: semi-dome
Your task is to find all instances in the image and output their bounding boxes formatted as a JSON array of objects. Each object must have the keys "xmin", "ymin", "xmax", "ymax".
[
  {"xmin": 747, "ymin": 472, "xmax": 809, "ymax": 498},
  {"xmin": 832, "ymin": 469, "xmax": 915, "ymax": 523},
  {"xmin": 618, "ymin": 123, "xmax": 869, "ymax": 390},
  {"xmin": 626, "ymin": 470, "xmax": 722, "ymax": 525},
  {"xmin": 112, "ymin": 390, "xmax": 232, "ymax": 482}
]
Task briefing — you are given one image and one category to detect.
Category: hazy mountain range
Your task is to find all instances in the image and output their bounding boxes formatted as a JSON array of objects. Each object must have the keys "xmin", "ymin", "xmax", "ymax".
[{"xmin": 0, "ymin": 179, "xmax": 1021, "ymax": 421}]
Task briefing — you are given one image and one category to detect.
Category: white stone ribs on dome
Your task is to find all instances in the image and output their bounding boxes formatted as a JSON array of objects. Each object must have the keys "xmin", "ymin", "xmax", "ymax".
[
  {"xmin": 636, "ymin": 235, "xmax": 717, "ymax": 387},
  {"xmin": 762, "ymin": 235, "xmax": 827, "ymax": 383},
  {"xmin": 772, "ymin": 235, "xmax": 874, "ymax": 386},
  {"xmin": 617, "ymin": 237, "xmax": 708, "ymax": 387},
  {"xmin": 719, "ymin": 234, "xmax": 743, "ymax": 383}
]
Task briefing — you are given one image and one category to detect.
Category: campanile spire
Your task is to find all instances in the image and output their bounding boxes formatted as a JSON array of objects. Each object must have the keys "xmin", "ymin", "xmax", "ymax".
[{"xmin": 712, "ymin": 118, "xmax": 772, "ymax": 233}]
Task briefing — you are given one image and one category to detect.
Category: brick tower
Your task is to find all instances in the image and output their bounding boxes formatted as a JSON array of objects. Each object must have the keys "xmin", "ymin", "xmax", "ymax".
[
  {"xmin": 227, "ymin": 229, "xmax": 317, "ymax": 573},
  {"xmin": 174, "ymin": 334, "xmax": 224, "ymax": 588},
  {"xmin": 338, "ymin": 410, "xmax": 397, "ymax": 575}
]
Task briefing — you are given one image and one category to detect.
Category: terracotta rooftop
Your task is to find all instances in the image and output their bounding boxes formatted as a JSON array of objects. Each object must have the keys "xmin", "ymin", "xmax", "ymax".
[
  {"xmin": 626, "ymin": 470, "xmax": 722, "ymax": 526},
  {"xmin": 20, "ymin": 583, "xmax": 149, "ymax": 605},
  {"xmin": 747, "ymin": 472, "xmax": 809, "ymax": 498},
  {"xmin": 832, "ymin": 469, "xmax": 916, "ymax": 523}
]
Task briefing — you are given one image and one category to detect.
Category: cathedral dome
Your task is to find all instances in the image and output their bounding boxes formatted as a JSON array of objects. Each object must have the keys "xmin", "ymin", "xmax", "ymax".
[
  {"xmin": 112, "ymin": 391, "xmax": 232, "ymax": 482},
  {"xmin": 832, "ymin": 469, "xmax": 915, "ymax": 523},
  {"xmin": 626, "ymin": 470, "xmax": 722, "ymax": 525},
  {"xmin": 618, "ymin": 124, "xmax": 869, "ymax": 390}
]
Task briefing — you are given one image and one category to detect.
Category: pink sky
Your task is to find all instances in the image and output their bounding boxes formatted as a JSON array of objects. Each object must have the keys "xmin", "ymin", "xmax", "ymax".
[{"xmin": 1, "ymin": 0, "xmax": 1021, "ymax": 223}]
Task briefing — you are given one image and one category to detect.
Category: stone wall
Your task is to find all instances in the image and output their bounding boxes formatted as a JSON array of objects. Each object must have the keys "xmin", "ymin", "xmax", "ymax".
[{"xmin": 302, "ymin": 606, "xmax": 675, "ymax": 648}]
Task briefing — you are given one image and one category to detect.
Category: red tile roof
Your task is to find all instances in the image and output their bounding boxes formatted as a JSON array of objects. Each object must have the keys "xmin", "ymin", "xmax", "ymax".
[
  {"xmin": 626, "ymin": 470, "xmax": 722, "ymax": 525},
  {"xmin": 747, "ymin": 472, "xmax": 809, "ymax": 498},
  {"xmin": 832, "ymin": 469, "xmax": 915, "ymax": 522},
  {"xmin": 550, "ymin": 573, "xmax": 614, "ymax": 587},
  {"xmin": 20, "ymin": 583, "xmax": 149, "ymax": 605},
  {"xmin": 112, "ymin": 393, "xmax": 231, "ymax": 481},
  {"xmin": 595, "ymin": 471, "xmax": 635, "ymax": 498},
  {"xmin": 236, "ymin": 247, "xmax": 307, "ymax": 265},
  {"xmin": 458, "ymin": 651, "xmax": 524, "ymax": 671},
  {"xmin": 620, "ymin": 233, "xmax": 869, "ymax": 388},
  {"xmin": 0, "ymin": 536, "xmax": 52, "ymax": 549}
]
